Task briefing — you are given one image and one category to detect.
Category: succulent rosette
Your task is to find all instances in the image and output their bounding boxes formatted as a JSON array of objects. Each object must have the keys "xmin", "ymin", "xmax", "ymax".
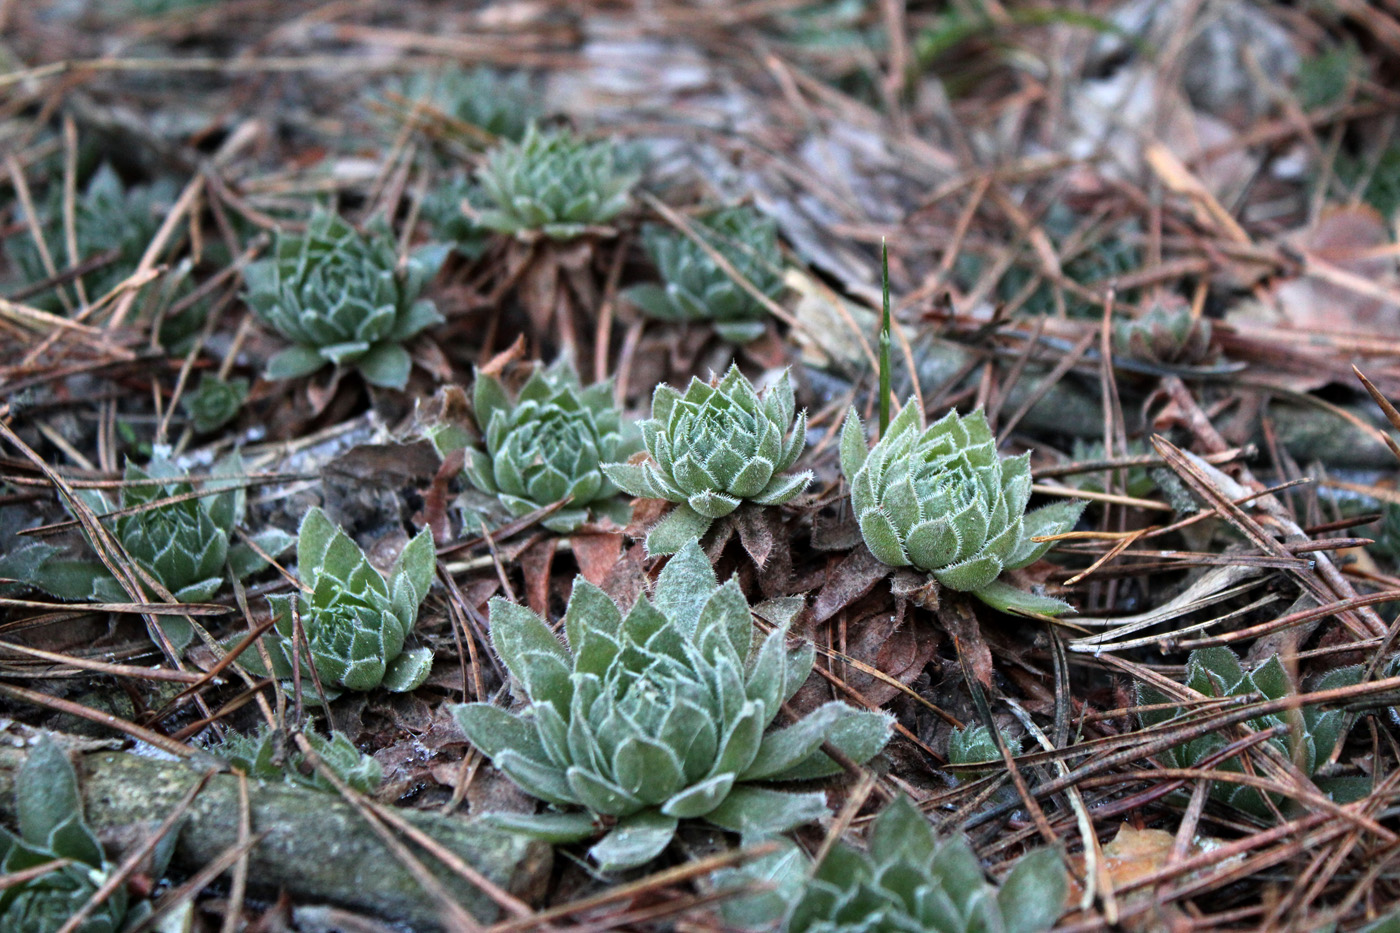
[
  {"xmin": 243, "ymin": 210, "xmax": 448, "ymax": 388},
  {"xmin": 1113, "ymin": 297, "xmax": 1216, "ymax": 368},
  {"xmin": 779, "ymin": 796, "xmax": 1066, "ymax": 933},
  {"xmin": 1138, "ymin": 648, "xmax": 1365, "ymax": 819},
  {"xmin": 475, "ymin": 125, "xmax": 639, "ymax": 240},
  {"xmin": 461, "ymin": 360, "xmax": 634, "ymax": 533},
  {"xmin": 603, "ymin": 366, "xmax": 812, "ymax": 555},
  {"xmin": 453, "ymin": 540, "xmax": 891, "ymax": 871},
  {"xmin": 7, "ymin": 453, "xmax": 291, "ymax": 651},
  {"xmin": 216, "ymin": 726, "xmax": 382, "ymax": 795},
  {"xmin": 231, "ymin": 508, "xmax": 435, "ymax": 695},
  {"xmin": 0, "ymin": 738, "xmax": 160, "ymax": 933},
  {"xmin": 841, "ymin": 402, "xmax": 1085, "ymax": 616},
  {"xmin": 625, "ymin": 206, "xmax": 784, "ymax": 343}
]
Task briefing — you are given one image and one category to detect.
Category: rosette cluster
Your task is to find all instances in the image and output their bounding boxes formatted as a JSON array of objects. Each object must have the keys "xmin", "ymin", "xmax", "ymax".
[{"xmin": 454, "ymin": 541, "xmax": 891, "ymax": 871}]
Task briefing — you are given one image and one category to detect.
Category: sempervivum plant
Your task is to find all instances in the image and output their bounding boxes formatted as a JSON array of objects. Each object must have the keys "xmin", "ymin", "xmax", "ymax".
[
  {"xmin": 460, "ymin": 359, "xmax": 633, "ymax": 533},
  {"xmin": 4, "ymin": 163, "xmax": 177, "ymax": 313},
  {"xmin": 453, "ymin": 540, "xmax": 891, "ymax": 871},
  {"xmin": 625, "ymin": 206, "xmax": 784, "ymax": 343},
  {"xmin": 1112, "ymin": 296, "xmax": 1216, "ymax": 367},
  {"xmin": 243, "ymin": 210, "xmax": 449, "ymax": 389},
  {"xmin": 603, "ymin": 366, "xmax": 812, "ymax": 555},
  {"xmin": 231, "ymin": 508, "xmax": 435, "ymax": 695},
  {"xmin": 779, "ymin": 796, "xmax": 1065, "ymax": 933},
  {"xmin": 215, "ymin": 726, "xmax": 382, "ymax": 795},
  {"xmin": 12, "ymin": 453, "xmax": 291, "ymax": 650},
  {"xmin": 0, "ymin": 737, "xmax": 161, "ymax": 933},
  {"xmin": 840, "ymin": 403, "xmax": 1085, "ymax": 616},
  {"xmin": 948, "ymin": 723, "xmax": 1022, "ymax": 782},
  {"xmin": 476, "ymin": 125, "xmax": 638, "ymax": 240},
  {"xmin": 393, "ymin": 67, "xmax": 538, "ymax": 143},
  {"xmin": 1138, "ymin": 648, "xmax": 1365, "ymax": 819}
]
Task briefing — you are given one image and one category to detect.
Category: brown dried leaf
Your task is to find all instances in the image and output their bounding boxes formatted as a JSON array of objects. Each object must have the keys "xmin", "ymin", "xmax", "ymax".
[
  {"xmin": 571, "ymin": 530, "xmax": 624, "ymax": 587},
  {"xmin": 813, "ymin": 547, "xmax": 889, "ymax": 623}
]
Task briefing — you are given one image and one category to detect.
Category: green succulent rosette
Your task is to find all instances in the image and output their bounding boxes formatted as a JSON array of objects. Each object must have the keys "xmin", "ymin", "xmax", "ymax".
[
  {"xmin": 216, "ymin": 726, "xmax": 382, "ymax": 795},
  {"xmin": 475, "ymin": 125, "xmax": 638, "ymax": 240},
  {"xmin": 243, "ymin": 210, "xmax": 448, "ymax": 389},
  {"xmin": 391, "ymin": 66, "xmax": 538, "ymax": 143},
  {"xmin": 603, "ymin": 366, "xmax": 812, "ymax": 556},
  {"xmin": 230, "ymin": 508, "xmax": 435, "ymax": 696},
  {"xmin": 5, "ymin": 453, "xmax": 292, "ymax": 651},
  {"xmin": 947, "ymin": 723, "xmax": 1022, "ymax": 782},
  {"xmin": 1113, "ymin": 298, "xmax": 1216, "ymax": 368},
  {"xmin": 181, "ymin": 373, "xmax": 250, "ymax": 434},
  {"xmin": 459, "ymin": 360, "xmax": 634, "ymax": 533},
  {"xmin": 1138, "ymin": 648, "xmax": 1365, "ymax": 819},
  {"xmin": 777, "ymin": 796, "xmax": 1066, "ymax": 933},
  {"xmin": 625, "ymin": 206, "xmax": 784, "ymax": 344},
  {"xmin": 4, "ymin": 163, "xmax": 178, "ymax": 314},
  {"xmin": 453, "ymin": 540, "xmax": 891, "ymax": 871},
  {"xmin": 840, "ymin": 402, "xmax": 1085, "ymax": 616},
  {"xmin": 0, "ymin": 737, "xmax": 165, "ymax": 933}
]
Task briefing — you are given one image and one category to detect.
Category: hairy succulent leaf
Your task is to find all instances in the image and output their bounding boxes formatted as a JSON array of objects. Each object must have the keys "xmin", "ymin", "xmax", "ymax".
[
  {"xmin": 602, "ymin": 366, "xmax": 812, "ymax": 555},
  {"xmin": 214, "ymin": 726, "xmax": 382, "ymax": 794},
  {"xmin": 475, "ymin": 125, "xmax": 639, "ymax": 239},
  {"xmin": 625, "ymin": 207, "xmax": 784, "ymax": 343},
  {"xmin": 1137, "ymin": 647, "xmax": 1362, "ymax": 819},
  {"xmin": 841, "ymin": 402, "xmax": 1085, "ymax": 616},
  {"xmin": 0, "ymin": 737, "xmax": 142, "ymax": 933},
  {"xmin": 448, "ymin": 359, "xmax": 634, "ymax": 533},
  {"xmin": 244, "ymin": 210, "xmax": 447, "ymax": 389},
  {"xmin": 418, "ymin": 174, "xmax": 490, "ymax": 259},
  {"xmin": 229, "ymin": 508, "xmax": 435, "ymax": 695},
  {"xmin": 453, "ymin": 540, "xmax": 890, "ymax": 871}
]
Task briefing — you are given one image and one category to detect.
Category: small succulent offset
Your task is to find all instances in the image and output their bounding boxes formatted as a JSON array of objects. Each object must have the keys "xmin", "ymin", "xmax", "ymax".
[
  {"xmin": 1138, "ymin": 648, "xmax": 1365, "ymax": 819},
  {"xmin": 181, "ymin": 373, "xmax": 250, "ymax": 434},
  {"xmin": 603, "ymin": 366, "xmax": 812, "ymax": 556},
  {"xmin": 476, "ymin": 125, "xmax": 639, "ymax": 240},
  {"xmin": 4, "ymin": 163, "xmax": 177, "ymax": 313},
  {"xmin": 1112, "ymin": 298, "xmax": 1216, "ymax": 368},
  {"xmin": 13, "ymin": 453, "xmax": 292, "ymax": 650},
  {"xmin": 216, "ymin": 726, "xmax": 383, "ymax": 795},
  {"xmin": 719, "ymin": 796, "xmax": 1066, "ymax": 933},
  {"xmin": 231, "ymin": 508, "xmax": 434, "ymax": 695},
  {"xmin": 393, "ymin": 67, "xmax": 538, "ymax": 143},
  {"xmin": 459, "ymin": 360, "xmax": 634, "ymax": 533},
  {"xmin": 453, "ymin": 540, "xmax": 891, "ymax": 871},
  {"xmin": 948, "ymin": 723, "xmax": 1022, "ymax": 782},
  {"xmin": 0, "ymin": 737, "xmax": 164, "ymax": 933},
  {"xmin": 419, "ymin": 174, "xmax": 490, "ymax": 260},
  {"xmin": 841, "ymin": 403, "xmax": 1085, "ymax": 616},
  {"xmin": 243, "ymin": 210, "xmax": 449, "ymax": 389},
  {"xmin": 625, "ymin": 207, "xmax": 784, "ymax": 344}
]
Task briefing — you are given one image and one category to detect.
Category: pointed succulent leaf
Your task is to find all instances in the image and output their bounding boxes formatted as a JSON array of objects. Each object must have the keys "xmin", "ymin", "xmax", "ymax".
[
  {"xmin": 644, "ymin": 503, "xmax": 714, "ymax": 556},
  {"xmin": 704, "ymin": 786, "xmax": 828, "ymax": 835},
  {"xmin": 588, "ymin": 811, "xmax": 679, "ymax": 871},
  {"xmin": 485, "ymin": 810, "xmax": 597, "ymax": 843}
]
